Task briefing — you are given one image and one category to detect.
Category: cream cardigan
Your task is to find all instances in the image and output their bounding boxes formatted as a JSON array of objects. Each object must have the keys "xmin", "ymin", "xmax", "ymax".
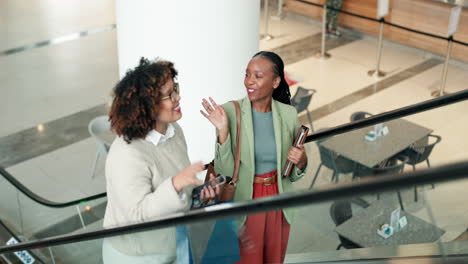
[{"xmin": 103, "ymin": 122, "xmax": 191, "ymax": 256}]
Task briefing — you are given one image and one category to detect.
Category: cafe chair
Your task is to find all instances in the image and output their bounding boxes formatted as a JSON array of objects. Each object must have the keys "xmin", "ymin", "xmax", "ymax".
[
  {"xmin": 353, "ymin": 155, "xmax": 408, "ymax": 210},
  {"xmin": 291, "ymin": 86, "xmax": 316, "ymax": 132},
  {"xmin": 88, "ymin": 115, "xmax": 111, "ymax": 178},
  {"xmin": 309, "ymin": 136, "xmax": 357, "ymax": 189},
  {"xmin": 403, "ymin": 134, "xmax": 442, "ymax": 202},
  {"xmin": 349, "ymin": 111, "xmax": 373, "ymax": 122},
  {"xmin": 330, "ymin": 200, "xmax": 362, "ymax": 250}
]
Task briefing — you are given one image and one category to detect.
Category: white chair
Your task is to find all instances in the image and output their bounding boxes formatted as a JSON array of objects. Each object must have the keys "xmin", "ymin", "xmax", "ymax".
[{"xmin": 88, "ymin": 116, "xmax": 111, "ymax": 178}]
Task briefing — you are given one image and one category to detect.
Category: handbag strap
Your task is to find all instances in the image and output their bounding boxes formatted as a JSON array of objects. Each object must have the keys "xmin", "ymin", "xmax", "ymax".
[{"xmin": 230, "ymin": 100, "xmax": 241, "ymax": 184}]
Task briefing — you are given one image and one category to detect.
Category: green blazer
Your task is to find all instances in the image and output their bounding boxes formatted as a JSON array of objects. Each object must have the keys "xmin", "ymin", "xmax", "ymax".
[{"xmin": 214, "ymin": 96, "xmax": 306, "ymax": 225}]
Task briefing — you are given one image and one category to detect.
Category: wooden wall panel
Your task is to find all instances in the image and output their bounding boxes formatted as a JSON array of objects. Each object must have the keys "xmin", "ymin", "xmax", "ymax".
[
  {"xmin": 285, "ymin": 0, "xmax": 323, "ymax": 18},
  {"xmin": 454, "ymin": 10, "xmax": 468, "ymax": 43},
  {"xmin": 285, "ymin": 0, "xmax": 468, "ymax": 62},
  {"xmin": 390, "ymin": 0, "xmax": 449, "ymax": 36}
]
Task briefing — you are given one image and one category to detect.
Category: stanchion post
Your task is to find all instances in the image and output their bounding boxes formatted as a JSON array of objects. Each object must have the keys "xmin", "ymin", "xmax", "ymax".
[
  {"xmin": 76, "ymin": 205, "xmax": 87, "ymax": 229},
  {"xmin": 48, "ymin": 247, "xmax": 57, "ymax": 264},
  {"xmin": 260, "ymin": 0, "xmax": 274, "ymax": 40},
  {"xmin": 431, "ymin": 5, "xmax": 461, "ymax": 97},
  {"xmin": 432, "ymin": 38, "xmax": 453, "ymax": 97},
  {"xmin": 276, "ymin": 0, "xmax": 284, "ymax": 19},
  {"xmin": 315, "ymin": 1, "xmax": 331, "ymax": 59},
  {"xmin": 368, "ymin": 19, "xmax": 386, "ymax": 77},
  {"xmin": 369, "ymin": 0, "xmax": 389, "ymax": 77}
]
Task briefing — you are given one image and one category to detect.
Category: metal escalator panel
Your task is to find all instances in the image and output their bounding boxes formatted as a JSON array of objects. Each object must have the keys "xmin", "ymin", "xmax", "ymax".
[
  {"xmin": 0, "ymin": 221, "xmax": 46, "ymax": 264},
  {"xmin": 0, "ymin": 166, "xmax": 107, "ymax": 244},
  {"xmin": 0, "ymin": 256, "xmax": 7, "ymax": 264}
]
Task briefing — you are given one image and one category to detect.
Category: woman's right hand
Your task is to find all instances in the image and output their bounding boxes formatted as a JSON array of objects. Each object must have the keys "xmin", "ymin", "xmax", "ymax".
[
  {"xmin": 200, "ymin": 97, "xmax": 228, "ymax": 131},
  {"xmin": 172, "ymin": 162, "xmax": 205, "ymax": 193},
  {"xmin": 200, "ymin": 97, "xmax": 229, "ymax": 144}
]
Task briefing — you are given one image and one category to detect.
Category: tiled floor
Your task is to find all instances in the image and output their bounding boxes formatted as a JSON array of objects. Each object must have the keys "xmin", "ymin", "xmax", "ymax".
[
  {"xmin": 0, "ymin": 31, "xmax": 117, "ymax": 137},
  {"xmin": 0, "ymin": 0, "xmax": 115, "ymax": 51},
  {"xmin": 259, "ymin": 11, "xmax": 322, "ymax": 51},
  {"xmin": 1, "ymin": 1, "xmax": 468, "ymax": 262}
]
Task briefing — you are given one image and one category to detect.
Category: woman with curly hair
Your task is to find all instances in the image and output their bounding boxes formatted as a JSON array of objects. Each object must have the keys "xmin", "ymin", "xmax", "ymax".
[{"xmin": 102, "ymin": 58, "xmax": 216, "ymax": 264}]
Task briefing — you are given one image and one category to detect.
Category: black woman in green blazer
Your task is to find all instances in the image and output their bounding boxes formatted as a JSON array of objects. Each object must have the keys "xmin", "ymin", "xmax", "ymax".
[{"xmin": 201, "ymin": 51, "xmax": 308, "ymax": 264}]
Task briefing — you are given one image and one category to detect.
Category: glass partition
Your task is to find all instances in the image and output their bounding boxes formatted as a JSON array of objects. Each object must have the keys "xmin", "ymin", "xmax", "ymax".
[
  {"xmin": 291, "ymin": 104, "xmax": 468, "ymax": 261},
  {"xmin": 0, "ymin": 169, "xmax": 106, "ymax": 245},
  {"xmin": 3, "ymin": 178, "xmax": 468, "ymax": 264},
  {"xmin": 2, "ymin": 101, "xmax": 468, "ymax": 263}
]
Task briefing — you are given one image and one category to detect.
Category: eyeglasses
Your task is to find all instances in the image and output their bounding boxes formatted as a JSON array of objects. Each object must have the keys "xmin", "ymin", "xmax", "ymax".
[{"xmin": 160, "ymin": 82, "xmax": 180, "ymax": 102}]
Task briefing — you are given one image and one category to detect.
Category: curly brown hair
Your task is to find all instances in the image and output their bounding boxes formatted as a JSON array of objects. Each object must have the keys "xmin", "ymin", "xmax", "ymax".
[{"xmin": 109, "ymin": 57, "xmax": 178, "ymax": 143}]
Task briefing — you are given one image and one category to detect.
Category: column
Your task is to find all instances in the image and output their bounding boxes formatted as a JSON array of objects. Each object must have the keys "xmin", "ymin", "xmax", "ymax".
[{"xmin": 115, "ymin": 0, "xmax": 260, "ymax": 163}]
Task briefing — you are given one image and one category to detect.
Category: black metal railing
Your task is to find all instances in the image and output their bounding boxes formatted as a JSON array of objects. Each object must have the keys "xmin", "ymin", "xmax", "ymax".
[
  {"xmin": 2, "ymin": 89, "xmax": 467, "ymax": 209},
  {"xmin": 294, "ymin": 0, "xmax": 468, "ymax": 46},
  {"xmin": 1, "ymin": 87, "xmax": 468, "ymax": 253},
  {"xmin": 305, "ymin": 89, "xmax": 468, "ymax": 143},
  {"xmin": 0, "ymin": 167, "xmax": 106, "ymax": 208},
  {"xmin": 1, "ymin": 160, "xmax": 468, "ymax": 254}
]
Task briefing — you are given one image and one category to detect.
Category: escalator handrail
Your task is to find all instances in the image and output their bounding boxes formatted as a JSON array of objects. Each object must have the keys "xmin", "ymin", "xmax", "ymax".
[
  {"xmin": 1, "ymin": 160, "xmax": 468, "ymax": 253},
  {"xmin": 305, "ymin": 89, "xmax": 468, "ymax": 143},
  {"xmin": 0, "ymin": 166, "xmax": 106, "ymax": 208},
  {"xmin": 0, "ymin": 89, "xmax": 467, "ymax": 209}
]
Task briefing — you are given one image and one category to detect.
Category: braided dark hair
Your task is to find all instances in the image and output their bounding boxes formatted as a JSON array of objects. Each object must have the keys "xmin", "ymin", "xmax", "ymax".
[{"xmin": 252, "ymin": 51, "xmax": 291, "ymax": 105}]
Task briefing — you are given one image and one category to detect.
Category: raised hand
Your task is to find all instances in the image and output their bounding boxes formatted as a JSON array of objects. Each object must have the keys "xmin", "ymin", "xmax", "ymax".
[{"xmin": 200, "ymin": 97, "xmax": 228, "ymax": 132}]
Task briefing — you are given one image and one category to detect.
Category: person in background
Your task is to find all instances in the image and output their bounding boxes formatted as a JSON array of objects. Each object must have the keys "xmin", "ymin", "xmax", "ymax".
[
  {"xmin": 103, "ymin": 57, "xmax": 217, "ymax": 264},
  {"xmin": 326, "ymin": 0, "xmax": 343, "ymax": 37},
  {"xmin": 201, "ymin": 51, "xmax": 308, "ymax": 264}
]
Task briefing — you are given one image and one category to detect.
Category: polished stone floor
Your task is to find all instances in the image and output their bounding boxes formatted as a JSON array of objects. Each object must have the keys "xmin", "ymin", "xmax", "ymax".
[{"xmin": 1, "ymin": 1, "xmax": 468, "ymax": 263}]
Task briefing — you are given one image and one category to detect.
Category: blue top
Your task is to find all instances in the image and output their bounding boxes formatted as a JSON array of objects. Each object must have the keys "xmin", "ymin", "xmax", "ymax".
[{"xmin": 252, "ymin": 109, "xmax": 277, "ymax": 175}]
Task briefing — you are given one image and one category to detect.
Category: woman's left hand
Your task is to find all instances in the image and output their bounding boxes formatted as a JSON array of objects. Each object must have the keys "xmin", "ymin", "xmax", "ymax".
[
  {"xmin": 287, "ymin": 144, "xmax": 307, "ymax": 170},
  {"xmin": 200, "ymin": 173, "xmax": 221, "ymax": 201}
]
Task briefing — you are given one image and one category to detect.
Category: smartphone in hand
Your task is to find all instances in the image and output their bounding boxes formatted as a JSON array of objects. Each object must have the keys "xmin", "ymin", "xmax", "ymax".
[{"xmin": 191, "ymin": 174, "xmax": 231, "ymax": 209}]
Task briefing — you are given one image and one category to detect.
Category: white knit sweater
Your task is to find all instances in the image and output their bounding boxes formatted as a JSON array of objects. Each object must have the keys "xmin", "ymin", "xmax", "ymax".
[{"xmin": 103, "ymin": 122, "xmax": 191, "ymax": 256}]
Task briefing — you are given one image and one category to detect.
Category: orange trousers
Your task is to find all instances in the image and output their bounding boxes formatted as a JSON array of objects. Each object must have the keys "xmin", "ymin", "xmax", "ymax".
[{"xmin": 236, "ymin": 170, "xmax": 291, "ymax": 264}]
